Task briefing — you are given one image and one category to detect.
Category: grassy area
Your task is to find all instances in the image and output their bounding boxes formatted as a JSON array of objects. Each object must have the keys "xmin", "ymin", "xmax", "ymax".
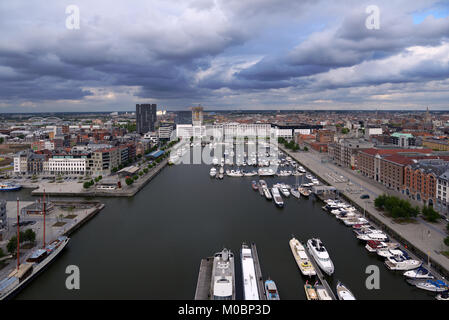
[
  {"xmin": 0, "ymin": 166, "xmax": 13, "ymax": 172},
  {"xmin": 53, "ymin": 222, "xmax": 67, "ymax": 227},
  {"xmin": 442, "ymin": 251, "xmax": 449, "ymax": 259},
  {"xmin": 65, "ymin": 214, "xmax": 77, "ymax": 219},
  {"xmin": 393, "ymin": 217, "xmax": 419, "ymax": 224}
]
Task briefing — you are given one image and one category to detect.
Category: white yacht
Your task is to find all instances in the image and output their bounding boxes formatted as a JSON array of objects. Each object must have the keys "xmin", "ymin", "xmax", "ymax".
[
  {"xmin": 403, "ymin": 266, "xmax": 434, "ymax": 279},
  {"xmin": 210, "ymin": 248, "xmax": 235, "ymax": 300},
  {"xmin": 307, "ymin": 238, "xmax": 334, "ymax": 275},
  {"xmin": 226, "ymin": 170, "xmax": 243, "ymax": 177},
  {"xmin": 385, "ymin": 252, "xmax": 422, "ymax": 271},
  {"xmin": 336, "ymin": 282, "xmax": 356, "ymax": 300},
  {"xmin": 240, "ymin": 245, "xmax": 259, "ymax": 300},
  {"xmin": 209, "ymin": 167, "xmax": 217, "ymax": 177},
  {"xmin": 356, "ymin": 229, "xmax": 389, "ymax": 242},
  {"xmin": 290, "ymin": 189, "xmax": 300, "ymax": 199},
  {"xmin": 280, "ymin": 187, "xmax": 290, "ymax": 197},
  {"xmin": 271, "ymin": 187, "xmax": 284, "ymax": 208},
  {"xmin": 289, "ymin": 238, "xmax": 316, "ymax": 276},
  {"xmin": 263, "ymin": 187, "xmax": 272, "ymax": 200}
]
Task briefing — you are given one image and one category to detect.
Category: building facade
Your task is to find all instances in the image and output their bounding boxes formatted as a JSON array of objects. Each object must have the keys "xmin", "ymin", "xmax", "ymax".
[{"xmin": 136, "ymin": 104, "xmax": 157, "ymax": 134}]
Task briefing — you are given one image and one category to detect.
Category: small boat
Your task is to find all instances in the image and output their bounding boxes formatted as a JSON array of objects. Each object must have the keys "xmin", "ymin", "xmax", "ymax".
[
  {"xmin": 264, "ymin": 279, "xmax": 280, "ymax": 300},
  {"xmin": 271, "ymin": 187, "xmax": 284, "ymax": 208},
  {"xmin": 356, "ymin": 229, "xmax": 389, "ymax": 242},
  {"xmin": 251, "ymin": 181, "xmax": 258, "ymax": 191},
  {"xmin": 0, "ymin": 182, "xmax": 22, "ymax": 191},
  {"xmin": 408, "ymin": 279, "xmax": 448, "ymax": 292},
  {"xmin": 289, "ymin": 238, "xmax": 316, "ymax": 276},
  {"xmin": 226, "ymin": 170, "xmax": 243, "ymax": 177},
  {"xmin": 403, "ymin": 266, "xmax": 434, "ymax": 279},
  {"xmin": 365, "ymin": 241, "xmax": 398, "ymax": 253},
  {"xmin": 304, "ymin": 281, "xmax": 318, "ymax": 300},
  {"xmin": 209, "ymin": 167, "xmax": 217, "ymax": 177},
  {"xmin": 316, "ymin": 283, "xmax": 333, "ymax": 300},
  {"xmin": 243, "ymin": 171, "xmax": 258, "ymax": 177},
  {"xmin": 307, "ymin": 238, "xmax": 334, "ymax": 276},
  {"xmin": 436, "ymin": 291, "xmax": 449, "ymax": 300},
  {"xmin": 290, "ymin": 189, "xmax": 300, "ymax": 199},
  {"xmin": 259, "ymin": 180, "xmax": 268, "ymax": 188},
  {"xmin": 263, "ymin": 187, "xmax": 272, "ymax": 200},
  {"xmin": 336, "ymin": 281, "xmax": 356, "ymax": 300},
  {"xmin": 298, "ymin": 187, "xmax": 311, "ymax": 197},
  {"xmin": 218, "ymin": 173, "xmax": 224, "ymax": 180},
  {"xmin": 280, "ymin": 187, "xmax": 290, "ymax": 197}
]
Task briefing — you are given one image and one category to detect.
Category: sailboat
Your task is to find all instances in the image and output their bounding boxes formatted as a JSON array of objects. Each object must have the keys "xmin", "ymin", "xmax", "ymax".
[{"xmin": 0, "ymin": 192, "xmax": 70, "ymax": 300}]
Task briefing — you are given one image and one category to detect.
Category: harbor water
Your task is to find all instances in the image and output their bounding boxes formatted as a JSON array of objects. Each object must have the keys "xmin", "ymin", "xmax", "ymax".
[{"xmin": 3, "ymin": 162, "xmax": 435, "ymax": 299}]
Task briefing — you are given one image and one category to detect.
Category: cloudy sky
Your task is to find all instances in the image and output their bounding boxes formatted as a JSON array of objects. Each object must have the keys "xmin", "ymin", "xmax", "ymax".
[{"xmin": 1, "ymin": 0, "xmax": 449, "ymax": 112}]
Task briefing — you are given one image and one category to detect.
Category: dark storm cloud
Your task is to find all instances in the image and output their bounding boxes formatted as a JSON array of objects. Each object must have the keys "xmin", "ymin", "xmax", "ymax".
[{"xmin": 0, "ymin": 0, "xmax": 448, "ymax": 111}]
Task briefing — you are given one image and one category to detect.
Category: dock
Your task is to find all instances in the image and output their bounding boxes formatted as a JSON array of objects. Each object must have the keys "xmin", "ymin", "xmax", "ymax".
[
  {"xmin": 304, "ymin": 246, "xmax": 337, "ymax": 300},
  {"xmin": 194, "ymin": 257, "xmax": 213, "ymax": 300},
  {"xmin": 251, "ymin": 243, "xmax": 267, "ymax": 300}
]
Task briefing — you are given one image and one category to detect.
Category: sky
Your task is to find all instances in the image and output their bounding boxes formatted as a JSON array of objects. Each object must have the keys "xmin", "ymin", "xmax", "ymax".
[{"xmin": 0, "ymin": 0, "xmax": 449, "ymax": 112}]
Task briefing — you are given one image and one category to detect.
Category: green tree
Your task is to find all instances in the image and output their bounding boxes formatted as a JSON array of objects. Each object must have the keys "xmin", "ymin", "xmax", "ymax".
[
  {"xmin": 23, "ymin": 229, "xmax": 36, "ymax": 243},
  {"xmin": 125, "ymin": 177, "xmax": 133, "ymax": 185},
  {"xmin": 7, "ymin": 236, "xmax": 18, "ymax": 254},
  {"xmin": 83, "ymin": 181, "xmax": 91, "ymax": 189},
  {"xmin": 422, "ymin": 206, "xmax": 440, "ymax": 222},
  {"xmin": 303, "ymin": 146, "xmax": 308, "ymax": 151},
  {"xmin": 0, "ymin": 137, "xmax": 4, "ymax": 144},
  {"xmin": 445, "ymin": 236, "xmax": 449, "ymax": 247},
  {"xmin": 341, "ymin": 128, "xmax": 350, "ymax": 134}
]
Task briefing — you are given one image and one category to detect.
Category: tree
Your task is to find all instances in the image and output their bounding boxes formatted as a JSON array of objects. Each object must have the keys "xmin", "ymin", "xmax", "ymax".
[
  {"xmin": 303, "ymin": 146, "xmax": 308, "ymax": 151},
  {"xmin": 341, "ymin": 128, "xmax": 350, "ymax": 134},
  {"xmin": 7, "ymin": 236, "xmax": 19, "ymax": 254},
  {"xmin": 0, "ymin": 137, "xmax": 3, "ymax": 144},
  {"xmin": 446, "ymin": 222, "xmax": 449, "ymax": 233},
  {"xmin": 0, "ymin": 247, "xmax": 4, "ymax": 258},
  {"xmin": 143, "ymin": 168, "xmax": 148, "ymax": 174},
  {"xmin": 422, "ymin": 206, "xmax": 440, "ymax": 222},
  {"xmin": 125, "ymin": 177, "xmax": 133, "ymax": 185},
  {"xmin": 445, "ymin": 236, "xmax": 449, "ymax": 247},
  {"xmin": 374, "ymin": 194, "xmax": 387, "ymax": 210},
  {"xmin": 23, "ymin": 229, "xmax": 36, "ymax": 243},
  {"xmin": 83, "ymin": 181, "xmax": 91, "ymax": 189}
]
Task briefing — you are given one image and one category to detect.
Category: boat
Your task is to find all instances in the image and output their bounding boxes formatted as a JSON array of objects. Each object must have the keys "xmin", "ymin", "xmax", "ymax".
[
  {"xmin": 403, "ymin": 266, "xmax": 434, "ymax": 279},
  {"xmin": 298, "ymin": 187, "xmax": 311, "ymax": 197},
  {"xmin": 210, "ymin": 248, "xmax": 235, "ymax": 300},
  {"xmin": 212, "ymin": 158, "xmax": 219, "ymax": 166},
  {"xmin": 365, "ymin": 241, "xmax": 399, "ymax": 253},
  {"xmin": 290, "ymin": 189, "xmax": 300, "ymax": 199},
  {"xmin": 408, "ymin": 279, "xmax": 448, "ymax": 292},
  {"xmin": 336, "ymin": 281, "xmax": 356, "ymax": 300},
  {"xmin": 263, "ymin": 187, "xmax": 272, "ymax": 200},
  {"xmin": 271, "ymin": 187, "xmax": 284, "ymax": 208},
  {"xmin": 304, "ymin": 281, "xmax": 318, "ymax": 300},
  {"xmin": 436, "ymin": 291, "xmax": 449, "ymax": 300},
  {"xmin": 226, "ymin": 170, "xmax": 243, "ymax": 177},
  {"xmin": 219, "ymin": 167, "xmax": 224, "ymax": 175},
  {"xmin": 0, "ymin": 236, "xmax": 70, "ymax": 300},
  {"xmin": 259, "ymin": 180, "xmax": 268, "ymax": 188},
  {"xmin": 316, "ymin": 283, "xmax": 333, "ymax": 300},
  {"xmin": 385, "ymin": 252, "xmax": 422, "ymax": 271},
  {"xmin": 251, "ymin": 181, "xmax": 258, "ymax": 190},
  {"xmin": 218, "ymin": 173, "xmax": 224, "ymax": 180},
  {"xmin": 258, "ymin": 168, "xmax": 275, "ymax": 176},
  {"xmin": 289, "ymin": 238, "xmax": 316, "ymax": 276},
  {"xmin": 240, "ymin": 244, "xmax": 259, "ymax": 300},
  {"xmin": 356, "ymin": 229, "xmax": 389, "ymax": 242},
  {"xmin": 0, "ymin": 182, "xmax": 22, "ymax": 191},
  {"xmin": 264, "ymin": 279, "xmax": 280, "ymax": 300},
  {"xmin": 280, "ymin": 187, "xmax": 290, "ymax": 197},
  {"xmin": 243, "ymin": 171, "xmax": 258, "ymax": 177},
  {"xmin": 210, "ymin": 167, "xmax": 217, "ymax": 177},
  {"xmin": 307, "ymin": 238, "xmax": 334, "ymax": 275}
]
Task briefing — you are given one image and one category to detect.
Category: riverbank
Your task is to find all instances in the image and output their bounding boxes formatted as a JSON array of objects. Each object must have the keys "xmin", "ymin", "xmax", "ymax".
[{"xmin": 280, "ymin": 146, "xmax": 449, "ymax": 278}]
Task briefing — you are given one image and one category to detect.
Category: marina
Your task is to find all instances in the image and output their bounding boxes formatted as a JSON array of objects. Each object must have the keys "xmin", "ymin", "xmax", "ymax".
[{"xmin": 2, "ymin": 158, "xmax": 443, "ymax": 299}]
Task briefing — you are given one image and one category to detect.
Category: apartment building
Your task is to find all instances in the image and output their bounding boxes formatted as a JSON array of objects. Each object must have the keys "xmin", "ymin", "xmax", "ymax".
[
  {"xmin": 328, "ymin": 139, "xmax": 374, "ymax": 169},
  {"xmin": 45, "ymin": 155, "xmax": 88, "ymax": 175}
]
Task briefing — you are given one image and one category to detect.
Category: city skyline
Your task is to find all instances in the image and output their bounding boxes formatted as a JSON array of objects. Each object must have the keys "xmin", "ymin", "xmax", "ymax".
[{"xmin": 1, "ymin": 1, "xmax": 449, "ymax": 113}]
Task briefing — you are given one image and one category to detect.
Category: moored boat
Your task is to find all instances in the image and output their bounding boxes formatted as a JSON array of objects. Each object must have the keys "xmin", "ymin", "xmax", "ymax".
[
  {"xmin": 403, "ymin": 266, "xmax": 434, "ymax": 279},
  {"xmin": 336, "ymin": 281, "xmax": 356, "ymax": 300},
  {"xmin": 264, "ymin": 279, "xmax": 280, "ymax": 300},
  {"xmin": 307, "ymin": 238, "xmax": 334, "ymax": 276},
  {"xmin": 290, "ymin": 189, "xmax": 300, "ymax": 199},
  {"xmin": 210, "ymin": 248, "xmax": 235, "ymax": 300},
  {"xmin": 271, "ymin": 187, "xmax": 284, "ymax": 208},
  {"xmin": 251, "ymin": 181, "xmax": 258, "ymax": 190},
  {"xmin": 0, "ymin": 182, "xmax": 22, "ymax": 191},
  {"xmin": 304, "ymin": 281, "xmax": 318, "ymax": 300},
  {"xmin": 289, "ymin": 237, "xmax": 316, "ymax": 276},
  {"xmin": 408, "ymin": 279, "xmax": 448, "ymax": 292}
]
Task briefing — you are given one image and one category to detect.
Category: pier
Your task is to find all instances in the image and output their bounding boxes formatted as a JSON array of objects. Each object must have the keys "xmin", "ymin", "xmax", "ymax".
[
  {"xmin": 304, "ymin": 246, "xmax": 337, "ymax": 300},
  {"xmin": 194, "ymin": 257, "xmax": 213, "ymax": 300},
  {"xmin": 251, "ymin": 243, "xmax": 267, "ymax": 300}
]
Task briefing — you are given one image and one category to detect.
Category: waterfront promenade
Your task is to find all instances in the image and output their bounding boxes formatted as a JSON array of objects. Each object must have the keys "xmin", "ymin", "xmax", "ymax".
[{"xmin": 281, "ymin": 147, "xmax": 449, "ymax": 277}]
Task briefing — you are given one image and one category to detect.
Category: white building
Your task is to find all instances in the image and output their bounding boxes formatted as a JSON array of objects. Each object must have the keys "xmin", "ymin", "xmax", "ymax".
[
  {"xmin": 176, "ymin": 124, "xmax": 194, "ymax": 139},
  {"xmin": 44, "ymin": 156, "xmax": 87, "ymax": 175},
  {"xmin": 158, "ymin": 125, "xmax": 174, "ymax": 140},
  {"xmin": 13, "ymin": 153, "xmax": 28, "ymax": 174},
  {"xmin": 365, "ymin": 127, "xmax": 383, "ymax": 137},
  {"xmin": 143, "ymin": 132, "xmax": 159, "ymax": 144}
]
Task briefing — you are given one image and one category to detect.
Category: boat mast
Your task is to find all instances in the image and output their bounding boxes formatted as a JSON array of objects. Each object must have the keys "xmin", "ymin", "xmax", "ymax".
[
  {"xmin": 16, "ymin": 197, "xmax": 20, "ymax": 270},
  {"xmin": 43, "ymin": 189, "xmax": 46, "ymax": 247}
]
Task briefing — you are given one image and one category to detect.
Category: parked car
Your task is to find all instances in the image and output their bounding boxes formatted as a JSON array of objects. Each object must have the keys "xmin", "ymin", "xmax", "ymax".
[{"xmin": 360, "ymin": 194, "xmax": 370, "ymax": 199}]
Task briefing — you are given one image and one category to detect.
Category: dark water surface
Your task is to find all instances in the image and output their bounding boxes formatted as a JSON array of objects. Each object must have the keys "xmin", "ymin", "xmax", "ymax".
[{"xmin": 3, "ymin": 164, "xmax": 434, "ymax": 299}]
